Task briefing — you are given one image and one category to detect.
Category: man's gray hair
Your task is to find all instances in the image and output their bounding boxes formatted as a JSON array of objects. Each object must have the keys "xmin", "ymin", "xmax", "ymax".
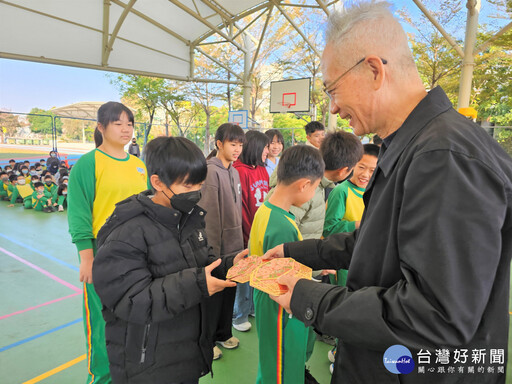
[{"xmin": 325, "ymin": 1, "xmax": 415, "ymax": 72}]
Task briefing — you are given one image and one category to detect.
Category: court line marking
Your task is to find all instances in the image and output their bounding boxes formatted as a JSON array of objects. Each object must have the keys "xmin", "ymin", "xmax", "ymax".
[
  {"xmin": 0, "ymin": 233, "xmax": 79, "ymax": 271},
  {"xmin": 0, "ymin": 292, "xmax": 82, "ymax": 320},
  {"xmin": 0, "ymin": 246, "xmax": 81, "ymax": 293},
  {"xmin": 0, "ymin": 317, "xmax": 82, "ymax": 352},
  {"xmin": 22, "ymin": 354, "xmax": 87, "ymax": 384}
]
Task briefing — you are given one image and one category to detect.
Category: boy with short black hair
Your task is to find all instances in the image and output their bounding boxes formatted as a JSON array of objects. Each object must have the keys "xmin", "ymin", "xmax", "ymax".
[
  {"xmin": 40, "ymin": 159, "xmax": 47, "ymax": 170},
  {"xmin": 267, "ymin": 131, "xmax": 363, "ymax": 240},
  {"xmin": 323, "ymin": 142, "xmax": 379, "ymax": 294},
  {"xmin": 93, "ymin": 136, "xmax": 247, "ymax": 384},
  {"xmin": 30, "ymin": 175, "xmax": 40, "ymax": 189},
  {"xmin": 324, "ymin": 143, "xmax": 379, "ymax": 238},
  {"xmin": 32, "ymin": 182, "xmax": 55, "ymax": 212},
  {"xmin": 250, "ymin": 145, "xmax": 324, "ymax": 384},
  {"xmin": 304, "ymin": 121, "xmax": 326, "ymax": 149},
  {"xmin": 43, "ymin": 174, "xmax": 58, "ymax": 204}
]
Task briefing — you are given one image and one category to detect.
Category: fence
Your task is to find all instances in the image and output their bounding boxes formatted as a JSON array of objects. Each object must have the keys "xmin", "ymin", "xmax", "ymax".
[{"xmin": 1, "ymin": 111, "xmax": 511, "ymax": 157}]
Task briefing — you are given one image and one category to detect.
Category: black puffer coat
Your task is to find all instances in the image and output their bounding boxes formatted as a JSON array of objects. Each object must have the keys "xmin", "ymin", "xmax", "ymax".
[{"xmin": 93, "ymin": 191, "xmax": 233, "ymax": 383}]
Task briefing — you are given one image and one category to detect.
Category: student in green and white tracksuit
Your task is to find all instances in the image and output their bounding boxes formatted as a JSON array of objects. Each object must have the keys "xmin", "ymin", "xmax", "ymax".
[
  {"xmin": 32, "ymin": 182, "xmax": 52, "ymax": 211},
  {"xmin": 67, "ymin": 102, "xmax": 147, "ymax": 384},
  {"xmin": 248, "ymin": 145, "xmax": 324, "ymax": 384}
]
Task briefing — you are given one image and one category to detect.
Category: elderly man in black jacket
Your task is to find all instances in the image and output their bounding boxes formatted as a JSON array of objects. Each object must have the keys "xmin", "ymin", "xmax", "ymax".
[{"xmin": 265, "ymin": 2, "xmax": 512, "ymax": 384}]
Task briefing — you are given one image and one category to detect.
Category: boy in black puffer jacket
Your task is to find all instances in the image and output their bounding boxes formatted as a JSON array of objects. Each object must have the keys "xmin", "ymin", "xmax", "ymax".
[{"xmin": 93, "ymin": 137, "xmax": 248, "ymax": 384}]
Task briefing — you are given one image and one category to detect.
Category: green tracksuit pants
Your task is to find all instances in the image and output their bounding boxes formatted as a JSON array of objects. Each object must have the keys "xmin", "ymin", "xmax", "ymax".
[
  {"xmin": 80, "ymin": 248, "xmax": 111, "ymax": 384},
  {"xmin": 254, "ymin": 289, "xmax": 309, "ymax": 384}
]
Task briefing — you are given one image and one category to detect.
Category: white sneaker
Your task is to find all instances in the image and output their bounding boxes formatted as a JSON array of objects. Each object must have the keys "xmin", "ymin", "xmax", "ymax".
[
  {"xmin": 213, "ymin": 345, "xmax": 222, "ymax": 360},
  {"xmin": 217, "ymin": 336, "xmax": 239, "ymax": 349},
  {"xmin": 232, "ymin": 321, "xmax": 251, "ymax": 332},
  {"xmin": 58, "ymin": 205, "xmax": 64, "ymax": 212},
  {"xmin": 330, "ymin": 363, "xmax": 334, "ymax": 375}
]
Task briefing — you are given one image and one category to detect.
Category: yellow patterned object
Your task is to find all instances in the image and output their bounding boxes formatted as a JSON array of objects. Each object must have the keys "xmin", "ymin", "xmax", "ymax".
[{"xmin": 250, "ymin": 258, "xmax": 312, "ymax": 296}]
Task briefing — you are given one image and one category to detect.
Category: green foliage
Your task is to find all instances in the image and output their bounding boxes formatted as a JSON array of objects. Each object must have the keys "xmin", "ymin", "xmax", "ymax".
[
  {"xmin": 28, "ymin": 108, "xmax": 62, "ymax": 135},
  {"xmin": 110, "ymin": 75, "xmax": 163, "ymax": 145}
]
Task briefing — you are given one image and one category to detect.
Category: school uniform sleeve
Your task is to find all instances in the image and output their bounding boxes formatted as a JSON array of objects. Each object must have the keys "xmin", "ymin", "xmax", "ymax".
[
  {"xmin": 31, "ymin": 191, "xmax": 41, "ymax": 209},
  {"xmin": 93, "ymin": 235, "xmax": 210, "ymax": 324},
  {"xmin": 10, "ymin": 186, "xmax": 19, "ymax": 204},
  {"xmin": 68, "ymin": 151, "xmax": 96, "ymax": 252},
  {"xmin": 323, "ymin": 184, "xmax": 355, "ymax": 236},
  {"xmin": 200, "ymin": 169, "xmax": 222, "ymax": 258}
]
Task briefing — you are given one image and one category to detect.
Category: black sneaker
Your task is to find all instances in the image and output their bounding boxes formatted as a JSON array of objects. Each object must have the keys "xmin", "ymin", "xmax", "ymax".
[{"xmin": 305, "ymin": 367, "xmax": 319, "ymax": 384}]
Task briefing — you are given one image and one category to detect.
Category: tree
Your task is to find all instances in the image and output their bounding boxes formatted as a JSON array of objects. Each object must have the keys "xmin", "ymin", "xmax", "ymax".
[
  {"xmin": 159, "ymin": 81, "xmax": 201, "ymax": 137},
  {"xmin": 27, "ymin": 108, "xmax": 62, "ymax": 135},
  {"xmin": 111, "ymin": 75, "xmax": 164, "ymax": 148},
  {"xmin": 0, "ymin": 112, "xmax": 19, "ymax": 137}
]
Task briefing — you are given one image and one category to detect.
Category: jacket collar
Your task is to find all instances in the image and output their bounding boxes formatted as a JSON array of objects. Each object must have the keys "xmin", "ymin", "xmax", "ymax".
[
  {"xmin": 377, "ymin": 86, "xmax": 452, "ymax": 178},
  {"xmin": 208, "ymin": 156, "xmax": 231, "ymax": 170}
]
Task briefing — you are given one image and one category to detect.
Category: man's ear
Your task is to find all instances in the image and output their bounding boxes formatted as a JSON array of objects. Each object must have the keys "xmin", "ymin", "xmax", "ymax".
[
  {"xmin": 366, "ymin": 56, "xmax": 386, "ymax": 90},
  {"xmin": 150, "ymin": 174, "xmax": 164, "ymax": 192}
]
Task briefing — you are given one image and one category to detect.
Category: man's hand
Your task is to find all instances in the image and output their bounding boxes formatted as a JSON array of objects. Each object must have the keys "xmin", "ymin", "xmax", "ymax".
[
  {"xmin": 233, "ymin": 248, "xmax": 249, "ymax": 265},
  {"xmin": 320, "ymin": 269, "xmax": 336, "ymax": 276},
  {"xmin": 262, "ymin": 243, "xmax": 285, "ymax": 260},
  {"xmin": 7, "ymin": 204, "xmax": 14, "ymax": 207},
  {"xmin": 79, "ymin": 248, "xmax": 94, "ymax": 284},
  {"xmin": 269, "ymin": 274, "xmax": 300, "ymax": 314},
  {"xmin": 355, "ymin": 220, "xmax": 361, "ymax": 229},
  {"xmin": 205, "ymin": 258, "xmax": 237, "ymax": 296}
]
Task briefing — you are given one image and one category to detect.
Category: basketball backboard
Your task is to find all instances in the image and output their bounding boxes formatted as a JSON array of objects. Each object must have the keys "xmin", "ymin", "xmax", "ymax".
[
  {"xmin": 228, "ymin": 110, "xmax": 248, "ymax": 129},
  {"xmin": 270, "ymin": 78, "xmax": 311, "ymax": 113}
]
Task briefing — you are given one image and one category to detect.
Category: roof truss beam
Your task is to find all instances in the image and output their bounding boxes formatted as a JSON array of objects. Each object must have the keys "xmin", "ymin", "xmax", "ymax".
[
  {"xmin": 104, "ymin": 0, "xmax": 137, "ymax": 65},
  {"xmin": 272, "ymin": 0, "xmax": 321, "ymax": 58},
  {"xmin": 412, "ymin": 0, "xmax": 465, "ymax": 58},
  {"xmin": 167, "ymin": 0, "xmax": 246, "ymax": 53},
  {"xmin": 250, "ymin": 6, "xmax": 273, "ymax": 75},
  {"xmin": 195, "ymin": 46, "xmax": 243, "ymax": 80}
]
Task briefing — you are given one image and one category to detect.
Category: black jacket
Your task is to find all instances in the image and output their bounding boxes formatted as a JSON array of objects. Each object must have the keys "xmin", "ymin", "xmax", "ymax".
[
  {"xmin": 286, "ymin": 87, "xmax": 512, "ymax": 383},
  {"xmin": 93, "ymin": 191, "xmax": 233, "ymax": 383}
]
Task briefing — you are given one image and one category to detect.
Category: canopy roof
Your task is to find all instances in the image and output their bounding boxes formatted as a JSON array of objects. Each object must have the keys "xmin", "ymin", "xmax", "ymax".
[
  {"xmin": 1, "ymin": 0, "xmax": 331, "ymax": 84},
  {"xmin": 1, "ymin": 0, "xmax": 510, "ymax": 109}
]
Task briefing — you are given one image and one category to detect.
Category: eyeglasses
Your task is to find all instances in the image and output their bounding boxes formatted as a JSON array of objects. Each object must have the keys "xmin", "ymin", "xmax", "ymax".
[{"xmin": 323, "ymin": 57, "xmax": 388, "ymax": 99}]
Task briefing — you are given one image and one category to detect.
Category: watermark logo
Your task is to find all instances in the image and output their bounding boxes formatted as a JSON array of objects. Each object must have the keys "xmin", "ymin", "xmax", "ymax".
[{"xmin": 383, "ymin": 345, "xmax": 415, "ymax": 374}]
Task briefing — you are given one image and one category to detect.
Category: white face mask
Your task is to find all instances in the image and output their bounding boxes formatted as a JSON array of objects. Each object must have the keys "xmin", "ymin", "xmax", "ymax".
[{"xmin": 18, "ymin": 179, "xmax": 26, "ymax": 185}]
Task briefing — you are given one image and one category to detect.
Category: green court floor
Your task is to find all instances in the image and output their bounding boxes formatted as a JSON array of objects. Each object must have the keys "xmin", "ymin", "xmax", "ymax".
[{"xmin": 0, "ymin": 202, "xmax": 510, "ymax": 384}]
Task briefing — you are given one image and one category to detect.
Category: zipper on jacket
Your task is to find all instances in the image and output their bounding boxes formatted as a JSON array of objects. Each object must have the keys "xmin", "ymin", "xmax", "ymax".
[
  {"xmin": 230, "ymin": 173, "xmax": 237, "ymax": 203},
  {"xmin": 140, "ymin": 324, "xmax": 151, "ymax": 364}
]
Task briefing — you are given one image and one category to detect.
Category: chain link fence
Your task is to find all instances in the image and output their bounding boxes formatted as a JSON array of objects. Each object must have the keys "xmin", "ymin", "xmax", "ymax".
[{"xmin": 1, "ymin": 111, "xmax": 511, "ymax": 157}]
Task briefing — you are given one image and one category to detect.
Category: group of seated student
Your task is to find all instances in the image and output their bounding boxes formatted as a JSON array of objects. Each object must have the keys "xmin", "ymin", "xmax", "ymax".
[{"xmin": 1, "ymin": 156, "xmax": 70, "ymax": 213}]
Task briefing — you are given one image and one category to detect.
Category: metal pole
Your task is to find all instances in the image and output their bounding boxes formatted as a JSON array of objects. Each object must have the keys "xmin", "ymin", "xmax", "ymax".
[
  {"xmin": 52, "ymin": 116, "xmax": 58, "ymax": 152},
  {"xmin": 243, "ymin": 34, "xmax": 253, "ymax": 112},
  {"xmin": 457, "ymin": 0, "xmax": 481, "ymax": 110}
]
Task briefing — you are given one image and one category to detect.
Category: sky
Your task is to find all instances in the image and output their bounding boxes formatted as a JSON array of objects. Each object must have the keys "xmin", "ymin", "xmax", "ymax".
[
  {"xmin": 0, "ymin": 0, "xmax": 506, "ymax": 114},
  {"xmin": 0, "ymin": 59, "xmax": 121, "ymax": 113}
]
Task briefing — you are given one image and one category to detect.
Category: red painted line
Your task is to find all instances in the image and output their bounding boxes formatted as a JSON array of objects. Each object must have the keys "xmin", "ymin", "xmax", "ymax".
[
  {"xmin": 0, "ymin": 246, "xmax": 81, "ymax": 293},
  {"xmin": 0, "ymin": 292, "xmax": 81, "ymax": 320}
]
